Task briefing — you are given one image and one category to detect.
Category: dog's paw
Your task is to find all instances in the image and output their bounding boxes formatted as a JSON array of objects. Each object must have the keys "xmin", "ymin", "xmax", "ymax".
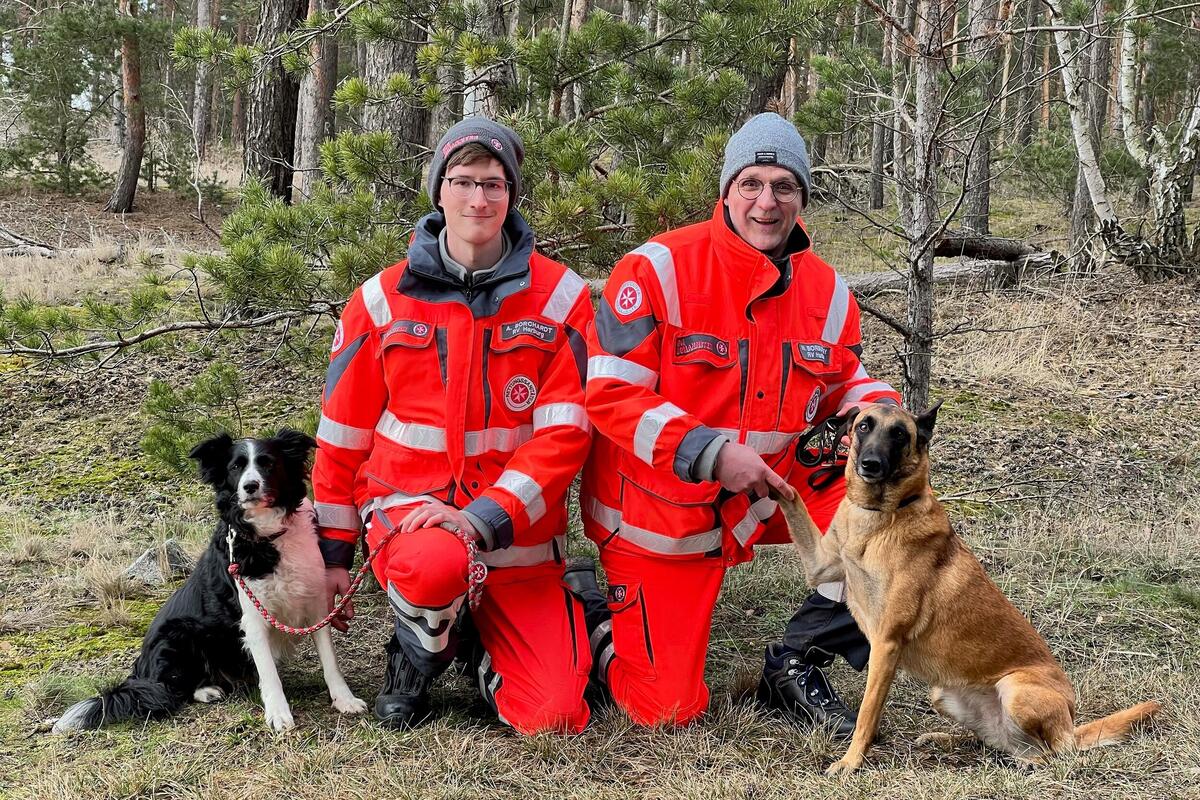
[
  {"xmin": 264, "ymin": 705, "xmax": 295, "ymax": 732},
  {"xmin": 332, "ymin": 694, "xmax": 367, "ymax": 715},
  {"xmin": 193, "ymin": 686, "xmax": 226, "ymax": 704},
  {"xmin": 824, "ymin": 755, "xmax": 863, "ymax": 777}
]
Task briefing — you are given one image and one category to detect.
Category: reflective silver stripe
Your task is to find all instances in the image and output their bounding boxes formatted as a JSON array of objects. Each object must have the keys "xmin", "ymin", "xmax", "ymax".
[
  {"xmin": 495, "ymin": 469, "xmax": 547, "ymax": 524},
  {"xmin": 744, "ymin": 430, "xmax": 800, "ymax": 456},
  {"xmin": 821, "ymin": 273, "xmax": 850, "ymax": 343},
  {"xmin": 584, "ymin": 497, "xmax": 720, "ymax": 555},
  {"xmin": 633, "ymin": 402, "xmax": 687, "ymax": 466},
  {"xmin": 589, "ymin": 619, "xmax": 613, "ymax": 652},
  {"xmin": 361, "ymin": 491, "xmax": 440, "ymax": 521},
  {"xmin": 387, "ymin": 582, "xmax": 463, "ymax": 653},
  {"xmin": 597, "ymin": 642, "xmax": 615, "ymax": 682},
  {"xmin": 841, "ymin": 380, "xmax": 895, "ymax": 405},
  {"xmin": 478, "ymin": 535, "xmax": 564, "ymax": 568},
  {"xmin": 375, "ymin": 412, "xmax": 447, "ymax": 452},
  {"xmin": 533, "ymin": 402, "xmax": 590, "ymax": 433},
  {"xmin": 361, "ymin": 272, "xmax": 393, "ymax": 327},
  {"xmin": 464, "ymin": 425, "xmax": 532, "ymax": 456},
  {"xmin": 542, "ymin": 269, "xmax": 587, "ymax": 323},
  {"xmin": 817, "ymin": 581, "xmax": 846, "ymax": 602},
  {"xmin": 714, "ymin": 427, "xmax": 801, "ymax": 456},
  {"xmin": 732, "ymin": 497, "xmax": 779, "ymax": 545},
  {"xmin": 587, "ymin": 355, "xmax": 657, "ymax": 388},
  {"xmin": 825, "ymin": 362, "xmax": 869, "ymax": 394},
  {"xmin": 630, "ymin": 242, "xmax": 681, "ymax": 327},
  {"xmin": 315, "ymin": 502, "xmax": 360, "ymax": 531},
  {"xmin": 317, "ymin": 414, "xmax": 373, "ymax": 451},
  {"xmin": 477, "ymin": 651, "xmax": 495, "ymax": 701},
  {"xmin": 583, "ymin": 495, "xmax": 621, "ymax": 531}
]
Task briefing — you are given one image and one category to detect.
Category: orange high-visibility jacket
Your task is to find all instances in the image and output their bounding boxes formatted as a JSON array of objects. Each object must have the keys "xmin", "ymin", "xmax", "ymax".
[
  {"xmin": 312, "ymin": 211, "xmax": 594, "ymax": 570},
  {"xmin": 581, "ymin": 202, "xmax": 901, "ymax": 566}
]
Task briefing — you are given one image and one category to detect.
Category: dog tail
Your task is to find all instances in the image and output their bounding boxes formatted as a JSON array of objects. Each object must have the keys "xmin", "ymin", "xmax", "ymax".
[
  {"xmin": 1073, "ymin": 700, "xmax": 1162, "ymax": 750},
  {"xmin": 51, "ymin": 677, "xmax": 183, "ymax": 733}
]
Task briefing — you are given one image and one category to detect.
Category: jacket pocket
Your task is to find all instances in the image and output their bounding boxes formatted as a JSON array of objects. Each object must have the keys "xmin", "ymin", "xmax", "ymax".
[
  {"xmin": 606, "ymin": 581, "xmax": 656, "ymax": 680},
  {"xmin": 613, "ymin": 461, "xmax": 722, "ymax": 558},
  {"xmin": 659, "ymin": 329, "xmax": 739, "ymax": 422},
  {"xmin": 487, "ymin": 320, "xmax": 558, "ymax": 418},
  {"xmin": 780, "ymin": 339, "xmax": 844, "ymax": 430}
]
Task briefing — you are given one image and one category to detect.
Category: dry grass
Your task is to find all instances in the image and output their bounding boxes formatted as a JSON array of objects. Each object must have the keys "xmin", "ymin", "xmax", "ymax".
[{"xmin": 2, "ymin": 197, "xmax": 1199, "ymax": 799}]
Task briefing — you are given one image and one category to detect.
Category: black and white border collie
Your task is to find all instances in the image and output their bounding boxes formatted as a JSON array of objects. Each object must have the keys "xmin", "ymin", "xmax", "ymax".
[{"xmin": 53, "ymin": 429, "xmax": 365, "ymax": 733}]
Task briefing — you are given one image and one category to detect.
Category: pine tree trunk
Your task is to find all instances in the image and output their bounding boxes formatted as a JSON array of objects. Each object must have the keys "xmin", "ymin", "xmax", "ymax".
[
  {"xmin": 361, "ymin": 24, "xmax": 428, "ymax": 200},
  {"xmin": 232, "ymin": 18, "xmax": 248, "ymax": 147},
  {"xmin": 567, "ymin": 0, "xmax": 589, "ymax": 119},
  {"xmin": 870, "ymin": 14, "xmax": 895, "ymax": 210},
  {"xmin": 244, "ymin": 0, "xmax": 304, "ymax": 200},
  {"xmin": 892, "ymin": 0, "xmax": 913, "ymax": 230},
  {"xmin": 622, "ymin": 0, "xmax": 637, "ymax": 24},
  {"xmin": 111, "ymin": 68, "xmax": 126, "ymax": 149},
  {"xmin": 1014, "ymin": 1, "xmax": 1039, "ymax": 146},
  {"xmin": 293, "ymin": 0, "xmax": 337, "ymax": 199},
  {"xmin": 105, "ymin": 0, "xmax": 145, "ymax": 213},
  {"xmin": 962, "ymin": 0, "xmax": 999, "ymax": 234},
  {"xmin": 193, "ymin": 0, "xmax": 213, "ymax": 161},
  {"xmin": 904, "ymin": 0, "xmax": 946, "ymax": 411}
]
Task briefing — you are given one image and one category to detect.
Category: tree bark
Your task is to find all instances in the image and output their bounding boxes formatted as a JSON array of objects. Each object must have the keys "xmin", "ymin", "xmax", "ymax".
[
  {"xmin": 105, "ymin": 0, "xmax": 145, "ymax": 213},
  {"xmin": 361, "ymin": 20, "xmax": 428, "ymax": 200},
  {"xmin": 1068, "ymin": 1, "xmax": 1110, "ymax": 253},
  {"xmin": 962, "ymin": 0, "xmax": 1000, "ymax": 234},
  {"xmin": 232, "ymin": 17, "xmax": 247, "ymax": 146},
  {"xmin": 193, "ymin": 0, "xmax": 213, "ymax": 161},
  {"xmin": 1014, "ymin": 0, "xmax": 1040, "ymax": 146},
  {"xmin": 904, "ymin": 0, "xmax": 947, "ymax": 411},
  {"xmin": 293, "ymin": 0, "xmax": 338, "ymax": 199},
  {"xmin": 244, "ymin": 0, "xmax": 303, "ymax": 199}
]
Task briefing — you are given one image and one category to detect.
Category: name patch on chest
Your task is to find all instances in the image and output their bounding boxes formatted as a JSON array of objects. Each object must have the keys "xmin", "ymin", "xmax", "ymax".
[
  {"xmin": 796, "ymin": 342, "xmax": 832, "ymax": 365},
  {"xmin": 674, "ymin": 333, "xmax": 730, "ymax": 359},
  {"xmin": 501, "ymin": 319, "xmax": 557, "ymax": 343}
]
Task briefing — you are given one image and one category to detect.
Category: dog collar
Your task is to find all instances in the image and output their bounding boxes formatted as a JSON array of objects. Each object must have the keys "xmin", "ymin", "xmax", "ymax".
[{"xmin": 856, "ymin": 493, "xmax": 923, "ymax": 513}]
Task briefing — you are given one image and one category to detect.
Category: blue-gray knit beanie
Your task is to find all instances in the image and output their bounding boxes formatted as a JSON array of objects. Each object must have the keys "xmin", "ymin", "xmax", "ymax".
[{"xmin": 720, "ymin": 113, "xmax": 812, "ymax": 205}]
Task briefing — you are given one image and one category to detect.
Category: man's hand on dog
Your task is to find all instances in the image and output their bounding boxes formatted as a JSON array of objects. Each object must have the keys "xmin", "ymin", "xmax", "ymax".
[
  {"xmin": 714, "ymin": 442, "xmax": 796, "ymax": 501},
  {"xmin": 324, "ymin": 567, "xmax": 354, "ymax": 633},
  {"xmin": 399, "ymin": 499, "xmax": 479, "ymax": 537}
]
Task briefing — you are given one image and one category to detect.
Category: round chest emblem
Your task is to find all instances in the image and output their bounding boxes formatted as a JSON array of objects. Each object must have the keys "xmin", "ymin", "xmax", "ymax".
[
  {"xmin": 805, "ymin": 387, "xmax": 822, "ymax": 423},
  {"xmin": 331, "ymin": 320, "xmax": 345, "ymax": 352},
  {"xmin": 504, "ymin": 375, "xmax": 537, "ymax": 412},
  {"xmin": 614, "ymin": 280, "xmax": 643, "ymax": 316},
  {"xmin": 716, "ymin": 341, "xmax": 729, "ymax": 357},
  {"xmin": 412, "ymin": 322, "xmax": 429, "ymax": 337}
]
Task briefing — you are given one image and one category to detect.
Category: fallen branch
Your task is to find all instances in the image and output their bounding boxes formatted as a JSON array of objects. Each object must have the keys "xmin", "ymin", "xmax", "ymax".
[{"xmin": 4, "ymin": 304, "xmax": 339, "ymax": 360}]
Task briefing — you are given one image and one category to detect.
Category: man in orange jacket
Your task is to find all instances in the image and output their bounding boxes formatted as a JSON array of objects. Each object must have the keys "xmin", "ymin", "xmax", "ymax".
[
  {"xmin": 572, "ymin": 113, "xmax": 902, "ymax": 733},
  {"xmin": 312, "ymin": 118, "xmax": 594, "ymax": 733}
]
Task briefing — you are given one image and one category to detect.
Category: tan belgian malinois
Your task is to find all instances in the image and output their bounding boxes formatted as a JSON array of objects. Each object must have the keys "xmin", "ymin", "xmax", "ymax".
[{"xmin": 773, "ymin": 402, "xmax": 1160, "ymax": 775}]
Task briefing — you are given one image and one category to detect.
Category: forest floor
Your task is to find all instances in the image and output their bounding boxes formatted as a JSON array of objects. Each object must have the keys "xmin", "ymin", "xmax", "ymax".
[{"xmin": 1, "ymin": 184, "xmax": 1198, "ymax": 799}]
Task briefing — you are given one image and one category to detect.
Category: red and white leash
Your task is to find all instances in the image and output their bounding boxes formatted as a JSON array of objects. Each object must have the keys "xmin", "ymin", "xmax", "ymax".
[{"xmin": 226, "ymin": 513, "xmax": 487, "ymax": 636}]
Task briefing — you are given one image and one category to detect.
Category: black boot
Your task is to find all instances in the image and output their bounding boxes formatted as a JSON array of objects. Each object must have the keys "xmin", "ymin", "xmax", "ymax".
[
  {"xmin": 563, "ymin": 557, "xmax": 613, "ymax": 700},
  {"xmin": 375, "ymin": 633, "xmax": 434, "ymax": 729},
  {"xmin": 757, "ymin": 642, "xmax": 857, "ymax": 738}
]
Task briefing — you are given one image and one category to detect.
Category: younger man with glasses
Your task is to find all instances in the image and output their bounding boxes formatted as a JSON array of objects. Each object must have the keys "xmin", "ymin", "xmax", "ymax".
[
  {"xmin": 312, "ymin": 117, "xmax": 595, "ymax": 733},
  {"xmin": 573, "ymin": 113, "xmax": 900, "ymax": 732}
]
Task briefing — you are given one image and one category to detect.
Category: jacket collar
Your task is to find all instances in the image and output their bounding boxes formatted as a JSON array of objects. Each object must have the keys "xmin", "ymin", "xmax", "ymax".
[
  {"xmin": 406, "ymin": 209, "xmax": 535, "ymax": 288},
  {"xmin": 400, "ymin": 209, "xmax": 538, "ymax": 318},
  {"xmin": 708, "ymin": 201, "xmax": 812, "ymax": 300}
]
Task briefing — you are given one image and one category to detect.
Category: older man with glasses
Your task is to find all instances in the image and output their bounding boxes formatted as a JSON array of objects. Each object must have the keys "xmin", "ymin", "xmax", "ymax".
[
  {"xmin": 572, "ymin": 113, "xmax": 901, "ymax": 733},
  {"xmin": 312, "ymin": 117, "xmax": 595, "ymax": 734}
]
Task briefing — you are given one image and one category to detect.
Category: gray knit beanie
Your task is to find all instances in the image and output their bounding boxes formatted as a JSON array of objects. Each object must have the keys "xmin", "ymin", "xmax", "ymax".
[
  {"xmin": 427, "ymin": 116, "xmax": 524, "ymax": 208},
  {"xmin": 720, "ymin": 113, "xmax": 812, "ymax": 206}
]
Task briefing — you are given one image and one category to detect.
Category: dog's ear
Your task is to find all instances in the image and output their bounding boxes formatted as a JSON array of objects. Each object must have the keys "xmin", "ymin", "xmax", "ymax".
[
  {"xmin": 915, "ymin": 399, "xmax": 943, "ymax": 448},
  {"xmin": 839, "ymin": 406, "xmax": 862, "ymax": 437},
  {"xmin": 273, "ymin": 428, "xmax": 317, "ymax": 467},
  {"xmin": 188, "ymin": 433, "xmax": 234, "ymax": 486}
]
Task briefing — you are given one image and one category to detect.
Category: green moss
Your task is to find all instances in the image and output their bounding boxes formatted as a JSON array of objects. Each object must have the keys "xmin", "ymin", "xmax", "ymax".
[{"xmin": 0, "ymin": 604, "xmax": 158, "ymax": 694}]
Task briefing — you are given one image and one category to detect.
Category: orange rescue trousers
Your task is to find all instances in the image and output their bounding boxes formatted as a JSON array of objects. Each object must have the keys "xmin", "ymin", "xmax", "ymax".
[
  {"xmin": 601, "ymin": 470, "xmax": 845, "ymax": 727},
  {"xmin": 367, "ymin": 518, "xmax": 592, "ymax": 735}
]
